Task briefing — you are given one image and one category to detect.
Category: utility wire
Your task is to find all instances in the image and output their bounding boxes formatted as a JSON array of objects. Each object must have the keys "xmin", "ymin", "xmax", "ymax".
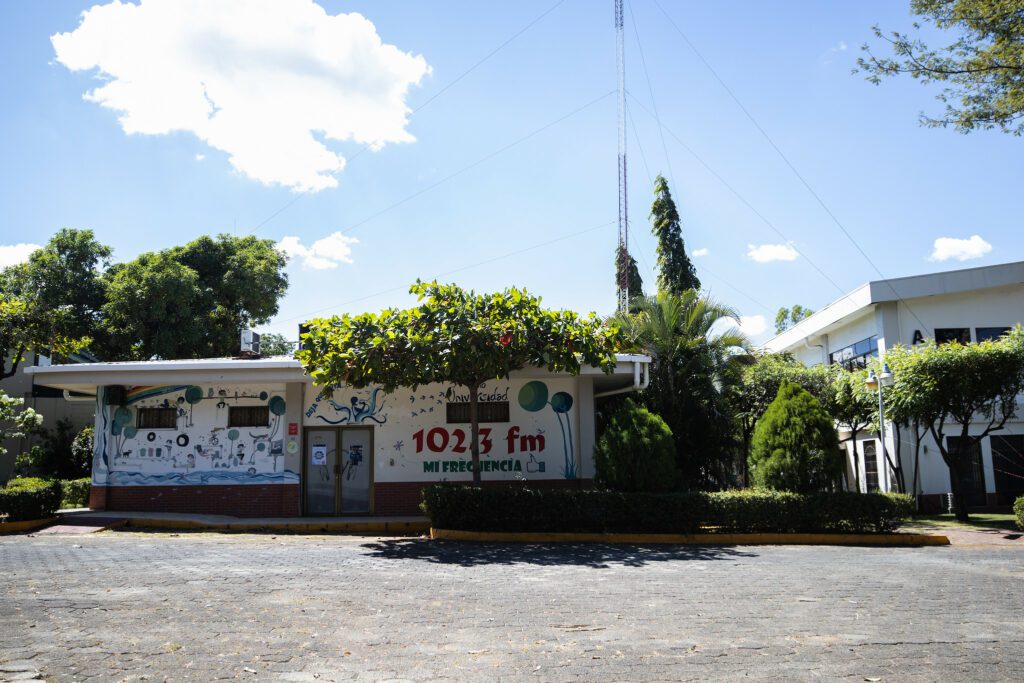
[
  {"xmin": 627, "ymin": 0, "xmax": 676, "ymax": 193},
  {"xmin": 650, "ymin": 0, "xmax": 929, "ymax": 331},
  {"xmin": 277, "ymin": 219, "xmax": 617, "ymax": 323},
  {"xmin": 249, "ymin": 0, "xmax": 567, "ymax": 233},
  {"xmin": 628, "ymin": 91, "xmax": 846, "ymax": 296}
]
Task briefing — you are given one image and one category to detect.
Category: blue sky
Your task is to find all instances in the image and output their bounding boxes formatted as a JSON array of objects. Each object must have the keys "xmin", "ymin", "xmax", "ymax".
[{"xmin": 1, "ymin": 0, "xmax": 1021, "ymax": 345}]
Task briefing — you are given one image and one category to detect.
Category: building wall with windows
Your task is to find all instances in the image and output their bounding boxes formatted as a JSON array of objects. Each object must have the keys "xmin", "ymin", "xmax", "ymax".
[{"xmin": 764, "ymin": 261, "xmax": 1024, "ymax": 510}]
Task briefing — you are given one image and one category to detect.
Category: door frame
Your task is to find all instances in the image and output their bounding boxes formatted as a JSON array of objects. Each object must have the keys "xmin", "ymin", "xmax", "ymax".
[{"xmin": 301, "ymin": 425, "xmax": 375, "ymax": 516}]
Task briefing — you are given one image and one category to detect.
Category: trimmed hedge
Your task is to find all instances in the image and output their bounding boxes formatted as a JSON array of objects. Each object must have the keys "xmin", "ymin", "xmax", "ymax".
[
  {"xmin": 0, "ymin": 477, "xmax": 63, "ymax": 523},
  {"xmin": 421, "ymin": 485, "xmax": 915, "ymax": 535},
  {"xmin": 1015, "ymin": 495, "xmax": 1024, "ymax": 532},
  {"xmin": 60, "ymin": 478, "xmax": 92, "ymax": 509}
]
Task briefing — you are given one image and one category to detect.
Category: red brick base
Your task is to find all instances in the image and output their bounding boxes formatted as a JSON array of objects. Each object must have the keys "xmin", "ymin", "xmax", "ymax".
[
  {"xmin": 91, "ymin": 485, "xmax": 301, "ymax": 517},
  {"xmin": 374, "ymin": 479, "xmax": 595, "ymax": 516}
]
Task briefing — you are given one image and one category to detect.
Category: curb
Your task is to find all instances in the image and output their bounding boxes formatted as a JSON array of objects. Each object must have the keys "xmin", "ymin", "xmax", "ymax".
[
  {"xmin": 429, "ymin": 528, "xmax": 951, "ymax": 547},
  {"xmin": 124, "ymin": 518, "xmax": 430, "ymax": 535},
  {"xmin": 0, "ymin": 517, "xmax": 58, "ymax": 535}
]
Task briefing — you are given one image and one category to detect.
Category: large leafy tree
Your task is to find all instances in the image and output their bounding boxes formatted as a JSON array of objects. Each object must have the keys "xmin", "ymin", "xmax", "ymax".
[
  {"xmin": 650, "ymin": 175, "xmax": 700, "ymax": 295},
  {"xmin": 858, "ymin": 0, "xmax": 1024, "ymax": 135},
  {"xmin": 0, "ymin": 390, "xmax": 43, "ymax": 482},
  {"xmin": 774, "ymin": 304, "xmax": 814, "ymax": 334},
  {"xmin": 885, "ymin": 328, "xmax": 1024, "ymax": 520},
  {"xmin": 749, "ymin": 381, "xmax": 843, "ymax": 493},
  {"xmin": 99, "ymin": 234, "xmax": 288, "ymax": 360},
  {"xmin": 828, "ymin": 366, "xmax": 878, "ymax": 492},
  {"xmin": 297, "ymin": 281, "xmax": 620, "ymax": 484},
  {"xmin": 612, "ymin": 291, "xmax": 749, "ymax": 489}
]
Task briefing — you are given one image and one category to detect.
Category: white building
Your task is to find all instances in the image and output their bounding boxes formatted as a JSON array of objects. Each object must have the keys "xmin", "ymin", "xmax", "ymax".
[{"xmin": 762, "ymin": 260, "xmax": 1024, "ymax": 511}]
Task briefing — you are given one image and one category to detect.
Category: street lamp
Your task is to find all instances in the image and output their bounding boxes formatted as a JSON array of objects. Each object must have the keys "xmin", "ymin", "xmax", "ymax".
[{"xmin": 866, "ymin": 364, "xmax": 894, "ymax": 491}]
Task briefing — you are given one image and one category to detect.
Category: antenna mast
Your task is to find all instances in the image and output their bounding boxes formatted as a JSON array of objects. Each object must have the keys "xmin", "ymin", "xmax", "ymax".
[{"xmin": 615, "ymin": 0, "xmax": 629, "ymax": 312}]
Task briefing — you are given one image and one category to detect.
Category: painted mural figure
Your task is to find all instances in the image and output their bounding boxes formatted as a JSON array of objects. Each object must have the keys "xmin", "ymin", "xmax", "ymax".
[{"xmin": 316, "ymin": 388, "xmax": 388, "ymax": 425}]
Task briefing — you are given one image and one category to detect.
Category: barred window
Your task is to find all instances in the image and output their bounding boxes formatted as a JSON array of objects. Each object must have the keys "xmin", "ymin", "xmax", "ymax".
[
  {"xmin": 137, "ymin": 408, "xmax": 177, "ymax": 429},
  {"xmin": 229, "ymin": 406, "xmax": 270, "ymax": 428},
  {"xmin": 446, "ymin": 401, "xmax": 510, "ymax": 424}
]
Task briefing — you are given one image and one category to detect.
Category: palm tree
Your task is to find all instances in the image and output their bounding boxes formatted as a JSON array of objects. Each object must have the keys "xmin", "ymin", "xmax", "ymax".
[{"xmin": 610, "ymin": 290, "xmax": 751, "ymax": 489}]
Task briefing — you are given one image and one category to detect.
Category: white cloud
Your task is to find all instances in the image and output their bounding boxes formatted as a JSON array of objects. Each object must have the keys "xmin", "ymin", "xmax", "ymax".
[
  {"xmin": 0, "ymin": 243, "xmax": 41, "ymax": 268},
  {"xmin": 276, "ymin": 232, "xmax": 359, "ymax": 270},
  {"xmin": 52, "ymin": 0, "xmax": 431, "ymax": 192},
  {"xmin": 692, "ymin": 247, "xmax": 709, "ymax": 257},
  {"xmin": 195, "ymin": 153, "xmax": 205, "ymax": 161},
  {"xmin": 739, "ymin": 314, "xmax": 767, "ymax": 337},
  {"xmin": 747, "ymin": 243, "xmax": 798, "ymax": 263},
  {"xmin": 929, "ymin": 234, "xmax": 992, "ymax": 262}
]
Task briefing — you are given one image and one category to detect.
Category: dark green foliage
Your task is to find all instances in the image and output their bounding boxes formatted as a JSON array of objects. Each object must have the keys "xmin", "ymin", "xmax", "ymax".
[
  {"xmin": 71, "ymin": 427, "xmax": 94, "ymax": 478},
  {"xmin": 15, "ymin": 419, "xmax": 90, "ymax": 480},
  {"xmin": 60, "ymin": 478, "xmax": 91, "ymax": 509},
  {"xmin": 420, "ymin": 485, "xmax": 914, "ymax": 534},
  {"xmin": 594, "ymin": 399, "xmax": 678, "ymax": 492},
  {"xmin": 0, "ymin": 477, "xmax": 63, "ymax": 522},
  {"xmin": 774, "ymin": 305, "xmax": 814, "ymax": 334},
  {"xmin": 258, "ymin": 332, "xmax": 294, "ymax": 356},
  {"xmin": 749, "ymin": 381, "xmax": 843, "ymax": 493},
  {"xmin": 614, "ymin": 244, "xmax": 643, "ymax": 301},
  {"xmin": 1014, "ymin": 495, "xmax": 1024, "ymax": 531},
  {"xmin": 650, "ymin": 175, "xmax": 699, "ymax": 295}
]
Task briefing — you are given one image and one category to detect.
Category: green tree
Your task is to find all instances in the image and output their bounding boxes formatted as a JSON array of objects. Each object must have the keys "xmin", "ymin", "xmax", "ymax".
[
  {"xmin": 614, "ymin": 244, "xmax": 644, "ymax": 302},
  {"xmin": 594, "ymin": 399, "xmax": 678, "ymax": 492},
  {"xmin": 749, "ymin": 381, "xmax": 843, "ymax": 493},
  {"xmin": 612, "ymin": 291, "xmax": 750, "ymax": 489},
  {"xmin": 650, "ymin": 175, "xmax": 700, "ymax": 295},
  {"xmin": 297, "ymin": 280, "xmax": 620, "ymax": 484},
  {"xmin": 258, "ymin": 332, "xmax": 295, "ymax": 356},
  {"xmin": 0, "ymin": 390, "xmax": 43, "ymax": 484},
  {"xmin": 828, "ymin": 366, "xmax": 877, "ymax": 492},
  {"xmin": 885, "ymin": 328, "xmax": 1024, "ymax": 520},
  {"xmin": 99, "ymin": 234, "xmax": 288, "ymax": 360},
  {"xmin": 774, "ymin": 304, "xmax": 814, "ymax": 334},
  {"xmin": 858, "ymin": 0, "xmax": 1024, "ymax": 135}
]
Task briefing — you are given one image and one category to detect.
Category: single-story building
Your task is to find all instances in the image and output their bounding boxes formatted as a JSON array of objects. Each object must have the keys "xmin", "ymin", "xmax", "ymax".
[
  {"xmin": 761, "ymin": 259, "xmax": 1024, "ymax": 511},
  {"xmin": 27, "ymin": 355, "xmax": 650, "ymax": 516}
]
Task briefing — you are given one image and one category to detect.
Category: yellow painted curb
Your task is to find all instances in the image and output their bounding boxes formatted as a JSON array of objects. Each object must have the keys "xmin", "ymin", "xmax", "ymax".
[
  {"xmin": 429, "ymin": 528, "xmax": 950, "ymax": 547},
  {"xmin": 0, "ymin": 517, "xmax": 58, "ymax": 534},
  {"xmin": 125, "ymin": 518, "xmax": 430, "ymax": 535}
]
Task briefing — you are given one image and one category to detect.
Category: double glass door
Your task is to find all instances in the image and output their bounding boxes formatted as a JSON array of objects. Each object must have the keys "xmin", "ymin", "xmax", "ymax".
[{"xmin": 305, "ymin": 427, "xmax": 372, "ymax": 515}]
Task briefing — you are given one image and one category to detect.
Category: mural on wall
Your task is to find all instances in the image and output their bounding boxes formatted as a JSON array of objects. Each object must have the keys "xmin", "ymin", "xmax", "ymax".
[
  {"xmin": 304, "ymin": 378, "xmax": 579, "ymax": 483},
  {"xmin": 95, "ymin": 384, "xmax": 297, "ymax": 487}
]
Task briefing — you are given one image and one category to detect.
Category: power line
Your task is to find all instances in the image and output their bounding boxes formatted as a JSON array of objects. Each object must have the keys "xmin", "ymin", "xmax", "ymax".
[
  {"xmin": 276, "ymin": 218, "xmax": 617, "ymax": 324},
  {"xmin": 650, "ymin": 0, "xmax": 929, "ymax": 331},
  {"xmin": 626, "ymin": 0, "xmax": 676, "ymax": 193},
  {"xmin": 627, "ymin": 91, "xmax": 846, "ymax": 296}
]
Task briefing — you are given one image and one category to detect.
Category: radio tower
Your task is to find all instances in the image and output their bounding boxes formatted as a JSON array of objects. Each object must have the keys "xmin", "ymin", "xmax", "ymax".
[{"xmin": 615, "ymin": 0, "xmax": 630, "ymax": 313}]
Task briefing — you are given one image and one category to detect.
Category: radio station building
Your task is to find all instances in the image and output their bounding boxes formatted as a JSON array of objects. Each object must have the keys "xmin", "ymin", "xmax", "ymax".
[{"xmin": 27, "ymin": 354, "xmax": 649, "ymax": 517}]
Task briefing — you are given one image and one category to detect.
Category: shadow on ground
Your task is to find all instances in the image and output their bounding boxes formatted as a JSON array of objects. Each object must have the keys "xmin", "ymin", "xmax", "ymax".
[{"xmin": 360, "ymin": 538, "xmax": 758, "ymax": 568}]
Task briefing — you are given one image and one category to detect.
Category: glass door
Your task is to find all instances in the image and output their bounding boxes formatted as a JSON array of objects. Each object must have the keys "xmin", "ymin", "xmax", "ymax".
[
  {"xmin": 340, "ymin": 428, "xmax": 372, "ymax": 513},
  {"xmin": 305, "ymin": 430, "xmax": 338, "ymax": 515}
]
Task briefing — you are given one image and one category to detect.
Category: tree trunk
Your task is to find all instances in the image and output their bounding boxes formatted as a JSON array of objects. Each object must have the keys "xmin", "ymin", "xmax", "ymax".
[
  {"xmin": 912, "ymin": 421, "xmax": 922, "ymax": 511},
  {"xmin": 468, "ymin": 382, "xmax": 482, "ymax": 485},
  {"xmin": 940, "ymin": 424, "xmax": 972, "ymax": 522},
  {"xmin": 851, "ymin": 428, "xmax": 861, "ymax": 492},
  {"xmin": 1, "ymin": 344, "xmax": 26, "ymax": 380}
]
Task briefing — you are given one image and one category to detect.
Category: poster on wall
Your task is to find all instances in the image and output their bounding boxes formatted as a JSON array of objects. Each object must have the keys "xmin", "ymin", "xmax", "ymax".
[{"xmin": 311, "ymin": 445, "xmax": 327, "ymax": 466}]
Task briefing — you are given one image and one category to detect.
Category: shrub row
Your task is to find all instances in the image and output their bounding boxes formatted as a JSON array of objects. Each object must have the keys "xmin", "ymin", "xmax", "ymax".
[
  {"xmin": 421, "ymin": 485, "xmax": 915, "ymax": 535},
  {"xmin": 0, "ymin": 477, "xmax": 63, "ymax": 523},
  {"xmin": 1015, "ymin": 495, "xmax": 1024, "ymax": 532},
  {"xmin": 60, "ymin": 478, "xmax": 92, "ymax": 509}
]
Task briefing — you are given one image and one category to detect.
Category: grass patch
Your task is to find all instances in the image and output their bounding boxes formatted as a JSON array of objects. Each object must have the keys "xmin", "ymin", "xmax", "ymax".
[{"xmin": 909, "ymin": 513, "xmax": 1019, "ymax": 531}]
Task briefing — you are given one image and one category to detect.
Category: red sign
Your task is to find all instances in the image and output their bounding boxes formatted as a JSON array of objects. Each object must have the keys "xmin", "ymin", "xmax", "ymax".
[{"xmin": 288, "ymin": 422, "xmax": 298, "ymax": 436}]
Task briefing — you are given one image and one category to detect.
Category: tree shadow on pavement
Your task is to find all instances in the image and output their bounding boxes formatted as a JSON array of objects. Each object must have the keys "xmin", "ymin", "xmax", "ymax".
[{"xmin": 360, "ymin": 539, "xmax": 757, "ymax": 568}]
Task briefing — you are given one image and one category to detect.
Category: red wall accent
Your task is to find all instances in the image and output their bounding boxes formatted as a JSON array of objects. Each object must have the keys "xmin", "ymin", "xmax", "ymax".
[
  {"xmin": 94, "ymin": 484, "xmax": 301, "ymax": 517},
  {"xmin": 373, "ymin": 479, "xmax": 594, "ymax": 516}
]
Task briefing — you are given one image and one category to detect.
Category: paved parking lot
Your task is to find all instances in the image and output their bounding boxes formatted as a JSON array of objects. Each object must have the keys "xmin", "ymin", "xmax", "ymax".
[{"xmin": 1, "ymin": 531, "xmax": 1022, "ymax": 682}]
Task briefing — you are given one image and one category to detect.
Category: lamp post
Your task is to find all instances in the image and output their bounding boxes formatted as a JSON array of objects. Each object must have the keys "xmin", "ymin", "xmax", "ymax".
[{"xmin": 866, "ymin": 364, "xmax": 894, "ymax": 491}]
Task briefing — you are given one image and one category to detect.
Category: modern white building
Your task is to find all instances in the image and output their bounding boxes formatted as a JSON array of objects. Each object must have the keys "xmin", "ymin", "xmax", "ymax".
[{"xmin": 762, "ymin": 260, "xmax": 1024, "ymax": 511}]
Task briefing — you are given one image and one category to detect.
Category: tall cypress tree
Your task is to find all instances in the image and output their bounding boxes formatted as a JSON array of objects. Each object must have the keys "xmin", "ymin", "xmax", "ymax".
[
  {"xmin": 650, "ymin": 175, "xmax": 700, "ymax": 295},
  {"xmin": 614, "ymin": 244, "xmax": 643, "ymax": 301}
]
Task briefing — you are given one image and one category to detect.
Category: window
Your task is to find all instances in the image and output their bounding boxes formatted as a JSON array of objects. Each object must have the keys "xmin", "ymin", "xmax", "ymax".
[
  {"xmin": 446, "ymin": 401, "xmax": 510, "ymax": 424},
  {"xmin": 935, "ymin": 328, "xmax": 970, "ymax": 345},
  {"xmin": 229, "ymin": 406, "xmax": 270, "ymax": 428},
  {"xmin": 990, "ymin": 435, "xmax": 1024, "ymax": 505},
  {"xmin": 829, "ymin": 336, "xmax": 878, "ymax": 370},
  {"xmin": 137, "ymin": 408, "xmax": 177, "ymax": 429},
  {"xmin": 976, "ymin": 327, "xmax": 1011, "ymax": 343},
  {"xmin": 863, "ymin": 441, "xmax": 879, "ymax": 492}
]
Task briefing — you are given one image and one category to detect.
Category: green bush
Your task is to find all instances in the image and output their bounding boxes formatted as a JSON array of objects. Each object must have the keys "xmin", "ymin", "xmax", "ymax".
[
  {"xmin": 421, "ymin": 485, "xmax": 914, "ymax": 534},
  {"xmin": 60, "ymin": 478, "xmax": 92, "ymax": 509},
  {"xmin": 1014, "ymin": 496, "xmax": 1024, "ymax": 531},
  {"xmin": 594, "ymin": 399, "xmax": 678, "ymax": 492},
  {"xmin": 0, "ymin": 477, "xmax": 63, "ymax": 523},
  {"xmin": 749, "ymin": 381, "xmax": 843, "ymax": 493}
]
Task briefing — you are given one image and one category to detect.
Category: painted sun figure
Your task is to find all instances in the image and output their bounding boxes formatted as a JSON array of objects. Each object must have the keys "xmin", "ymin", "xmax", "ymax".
[{"xmin": 393, "ymin": 440, "xmax": 404, "ymax": 452}]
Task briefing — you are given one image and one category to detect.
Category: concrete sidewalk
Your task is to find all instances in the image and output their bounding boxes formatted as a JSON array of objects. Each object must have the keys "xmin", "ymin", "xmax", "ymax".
[{"xmin": 55, "ymin": 508, "xmax": 429, "ymax": 534}]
